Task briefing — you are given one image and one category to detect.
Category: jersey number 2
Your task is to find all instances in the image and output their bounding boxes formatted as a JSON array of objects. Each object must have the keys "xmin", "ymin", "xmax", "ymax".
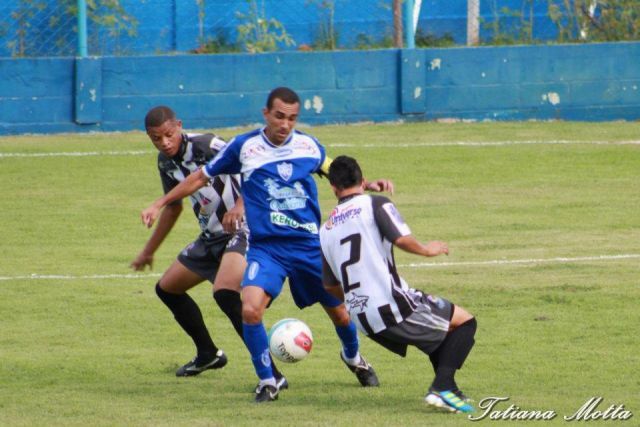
[{"xmin": 339, "ymin": 233, "xmax": 361, "ymax": 293}]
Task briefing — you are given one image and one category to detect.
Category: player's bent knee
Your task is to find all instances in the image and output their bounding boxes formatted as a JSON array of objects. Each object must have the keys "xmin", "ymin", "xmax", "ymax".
[
  {"xmin": 240, "ymin": 285, "xmax": 270, "ymax": 324},
  {"xmin": 241, "ymin": 304, "xmax": 265, "ymax": 324},
  {"xmin": 157, "ymin": 280, "xmax": 184, "ymax": 295}
]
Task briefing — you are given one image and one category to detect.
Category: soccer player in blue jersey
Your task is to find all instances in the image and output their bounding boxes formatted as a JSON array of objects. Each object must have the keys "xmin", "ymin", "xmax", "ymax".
[{"xmin": 141, "ymin": 87, "xmax": 392, "ymax": 402}]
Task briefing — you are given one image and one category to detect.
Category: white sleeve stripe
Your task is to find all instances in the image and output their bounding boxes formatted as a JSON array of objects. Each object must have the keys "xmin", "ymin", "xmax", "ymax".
[{"xmin": 382, "ymin": 203, "xmax": 411, "ymax": 236}]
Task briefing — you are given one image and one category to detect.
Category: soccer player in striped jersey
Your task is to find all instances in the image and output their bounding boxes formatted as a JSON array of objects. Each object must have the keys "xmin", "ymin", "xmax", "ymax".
[
  {"xmin": 319, "ymin": 155, "xmax": 477, "ymax": 414},
  {"xmin": 141, "ymin": 88, "xmax": 392, "ymax": 402},
  {"xmin": 133, "ymin": 106, "xmax": 284, "ymax": 384}
]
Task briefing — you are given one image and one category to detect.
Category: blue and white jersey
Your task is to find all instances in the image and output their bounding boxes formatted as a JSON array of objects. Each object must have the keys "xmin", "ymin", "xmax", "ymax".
[{"xmin": 203, "ymin": 127, "xmax": 326, "ymax": 242}]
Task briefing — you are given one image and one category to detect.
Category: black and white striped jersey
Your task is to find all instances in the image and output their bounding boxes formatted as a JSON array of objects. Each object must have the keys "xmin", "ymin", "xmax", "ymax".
[
  {"xmin": 320, "ymin": 194, "xmax": 427, "ymax": 335},
  {"xmin": 158, "ymin": 133, "xmax": 241, "ymax": 237}
]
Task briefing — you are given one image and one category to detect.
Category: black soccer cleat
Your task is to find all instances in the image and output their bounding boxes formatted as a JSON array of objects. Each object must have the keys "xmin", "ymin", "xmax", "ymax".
[
  {"xmin": 175, "ymin": 349, "xmax": 227, "ymax": 377},
  {"xmin": 254, "ymin": 374, "xmax": 289, "ymax": 393},
  {"xmin": 255, "ymin": 383, "xmax": 279, "ymax": 403},
  {"xmin": 340, "ymin": 352, "xmax": 380, "ymax": 387}
]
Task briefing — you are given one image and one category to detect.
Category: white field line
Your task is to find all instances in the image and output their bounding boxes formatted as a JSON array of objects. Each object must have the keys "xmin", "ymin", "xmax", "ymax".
[
  {"xmin": 0, "ymin": 150, "xmax": 153, "ymax": 158},
  {"xmin": 0, "ymin": 273, "xmax": 162, "ymax": 281},
  {"xmin": 1, "ymin": 254, "xmax": 638, "ymax": 282},
  {"xmin": 327, "ymin": 140, "xmax": 640, "ymax": 148},
  {"xmin": 1, "ymin": 140, "xmax": 639, "ymax": 158},
  {"xmin": 400, "ymin": 254, "xmax": 640, "ymax": 268}
]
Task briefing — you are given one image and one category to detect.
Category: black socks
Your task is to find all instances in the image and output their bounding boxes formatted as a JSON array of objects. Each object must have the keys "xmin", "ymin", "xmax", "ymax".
[
  {"xmin": 156, "ymin": 283, "xmax": 284, "ymax": 378},
  {"xmin": 155, "ymin": 282, "xmax": 217, "ymax": 357},
  {"xmin": 430, "ymin": 317, "xmax": 477, "ymax": 391},
  {"xmin": 213, "ymin": 289, "xmax": 244, "ymax": 338}
]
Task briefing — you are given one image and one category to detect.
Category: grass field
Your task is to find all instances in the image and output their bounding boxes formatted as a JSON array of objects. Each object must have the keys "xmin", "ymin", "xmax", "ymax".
[{"xmin": 1, "ymin": 121, "xmax": 639, "ymax": 426}]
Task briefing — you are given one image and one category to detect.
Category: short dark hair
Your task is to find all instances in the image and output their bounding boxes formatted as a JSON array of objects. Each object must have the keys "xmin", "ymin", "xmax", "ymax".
[
  {"xmin": 266, "ymin": 87, "xmax": 300, "ymax": 110},
  {"xmin": 145, "ymin": 106, "xmax": 176, "ymax": 129},
  {"xmin": 328, "ymin": 155, "xmax": 363, "ymax": 190}
]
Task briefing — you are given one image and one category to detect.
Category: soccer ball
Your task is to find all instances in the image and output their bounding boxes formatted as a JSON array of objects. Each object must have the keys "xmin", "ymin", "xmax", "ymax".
[{"xmin": 268, "ymin": 318, "xmax": 313, "ymax": 363}]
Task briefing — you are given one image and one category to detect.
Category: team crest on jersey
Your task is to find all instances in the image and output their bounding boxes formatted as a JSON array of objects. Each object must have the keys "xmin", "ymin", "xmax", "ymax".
[
  {"xmin": 277, "ymin": 162, "xmax": 293, "ymax": 181},
  {"xmin": 346, "ymin": 292, "xmax": 370, "ymax": 313}
]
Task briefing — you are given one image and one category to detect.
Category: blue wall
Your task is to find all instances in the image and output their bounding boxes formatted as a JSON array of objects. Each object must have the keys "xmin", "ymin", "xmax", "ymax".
[
  {"xmin": 1, "ymin": 42, "xmax": 639, "ymax": 135},
  {"xmin": 420, "ymin": 43, "xmax": 640, "ymax": 121}
]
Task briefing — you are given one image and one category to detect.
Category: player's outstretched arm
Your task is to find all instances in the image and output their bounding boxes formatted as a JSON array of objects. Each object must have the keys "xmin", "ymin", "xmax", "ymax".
[
  {"xmin": 141, "ymin": 168, "xmax": 209, "ymax": 228},
  {"xmin": 395, "ymin": 235, "xmax": 448, "ymax": 258},
  {"xmin": 364, "ymin": 178, "xmax": 394, "ymax": 195},
  {"xmin": 131, "ymin": 203, "xmax": 182, "ymax": 271},
  {"xmin": 319, "ymin": 155, "xmax": 394, "ymax": 194}
]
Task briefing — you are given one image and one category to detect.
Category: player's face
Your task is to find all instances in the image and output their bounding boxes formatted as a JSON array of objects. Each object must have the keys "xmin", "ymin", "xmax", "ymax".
[
  {"xmin": 146, "ymin": 119, "xmax": 183, "ymax": 157},
  {"xmin": 263, "ymin": 98, "xmax": 299, "ymax": 145}
]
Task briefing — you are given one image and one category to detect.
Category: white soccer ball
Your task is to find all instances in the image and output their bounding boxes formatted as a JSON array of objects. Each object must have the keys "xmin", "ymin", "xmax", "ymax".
[{"xmin": 268, "ymin": 318, "xmax": 313, "ymax": 363}]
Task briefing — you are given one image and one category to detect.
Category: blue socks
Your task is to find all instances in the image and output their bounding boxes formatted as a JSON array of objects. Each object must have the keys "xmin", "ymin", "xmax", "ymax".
[
  {"xmin": 243, "ymin": 320, "xmax": 360, "ymax": 379},
  {"xmin": 335, "ymin": 322, "xmax": 359, "ymax": 359},
  {"xmin": 243, "ymin": 322, "xmax": 273, "ymax": 380}
]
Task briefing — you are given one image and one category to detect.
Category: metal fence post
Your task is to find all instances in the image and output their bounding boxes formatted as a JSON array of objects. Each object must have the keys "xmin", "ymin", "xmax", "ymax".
[
  {"xmin": 467, "ymin": 0, "xmax": 480, "ymax": 46},
  {"xmin": 77, "ymin": 0, "xmax": 88, "ymax": 57},
  {"xmin": 75, "ymin": 0, "xmax": 101, "ymax": 125},
  {"xmin": 404, "ymin": 0, "xmax": 415, "ymax": 48}
]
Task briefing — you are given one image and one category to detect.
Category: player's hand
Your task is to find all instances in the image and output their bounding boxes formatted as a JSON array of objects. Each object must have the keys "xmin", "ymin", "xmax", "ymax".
[
  {"xmin": 222, "ymin": 204, "xmax": 244, "ymax": 233},
  {"xmin": 141, "ymin": 203, "xmax": 161, "ymax": 228},
  {"xmin": 425, "ymin": 241, "xmax": 449, "ymax": 257},
  {"xmin": 130, "ymin": 252, "xmax": 153, "ymax": 271},
  {"xmin": 365, "ymin": 178, "xmax": 394, "ymax": 195}
]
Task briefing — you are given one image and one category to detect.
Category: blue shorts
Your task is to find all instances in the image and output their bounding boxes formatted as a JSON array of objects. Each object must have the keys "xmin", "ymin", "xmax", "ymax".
[{"xmin": 243, "ymin": 237, "xmax": 342, "ymax": 309}]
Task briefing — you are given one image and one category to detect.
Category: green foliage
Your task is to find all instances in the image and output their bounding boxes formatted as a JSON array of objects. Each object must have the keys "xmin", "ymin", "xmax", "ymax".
[
  {"xmin": 71, "ymin": 0, "xmax": 138, "ymax": 55},
  {"xmin": 308, "ymin": 0, "xmax": 339, "ymax": 50},
  {"xmin": 235, "ymin": 0, "xmax": 295, "ymax": 53},
  {"xmin": 414, "ymin": 29, "xmax": 456, "ymax": 48},
  {"xmin": 354, "ymin": 33, "xmax": 394, "ymax": 50},
  {"xmin": 5, "ymin": 0, "xmax": 137, "ymax": 57},
  {"xmin": 482, "ymin": 0, "xmax": 536, "ymax": 45},
  {"xmin": 6, "ymin": 0, "xmax": 47, "ymax": 56},
  {"xmin": 548, "ymin": 0, "xmax": 640, "ymax": 42},
  {"xmin": 547, "ymin": 0, "xmax": 580, "ymax": 42},
  {"xmin": 478, "ymin": 0, "xmax": 640, "ymax": 45},
  {"xmin": 95, "ymin": 2, "xmax": 135, "ymax": 37},
  {"xmin": 1, "ymin": 121, "xmax": 639, "ymax": 425},
  {"xmin": 192, "ymin": 32, "xmax": 240, "ymax": 54}
]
